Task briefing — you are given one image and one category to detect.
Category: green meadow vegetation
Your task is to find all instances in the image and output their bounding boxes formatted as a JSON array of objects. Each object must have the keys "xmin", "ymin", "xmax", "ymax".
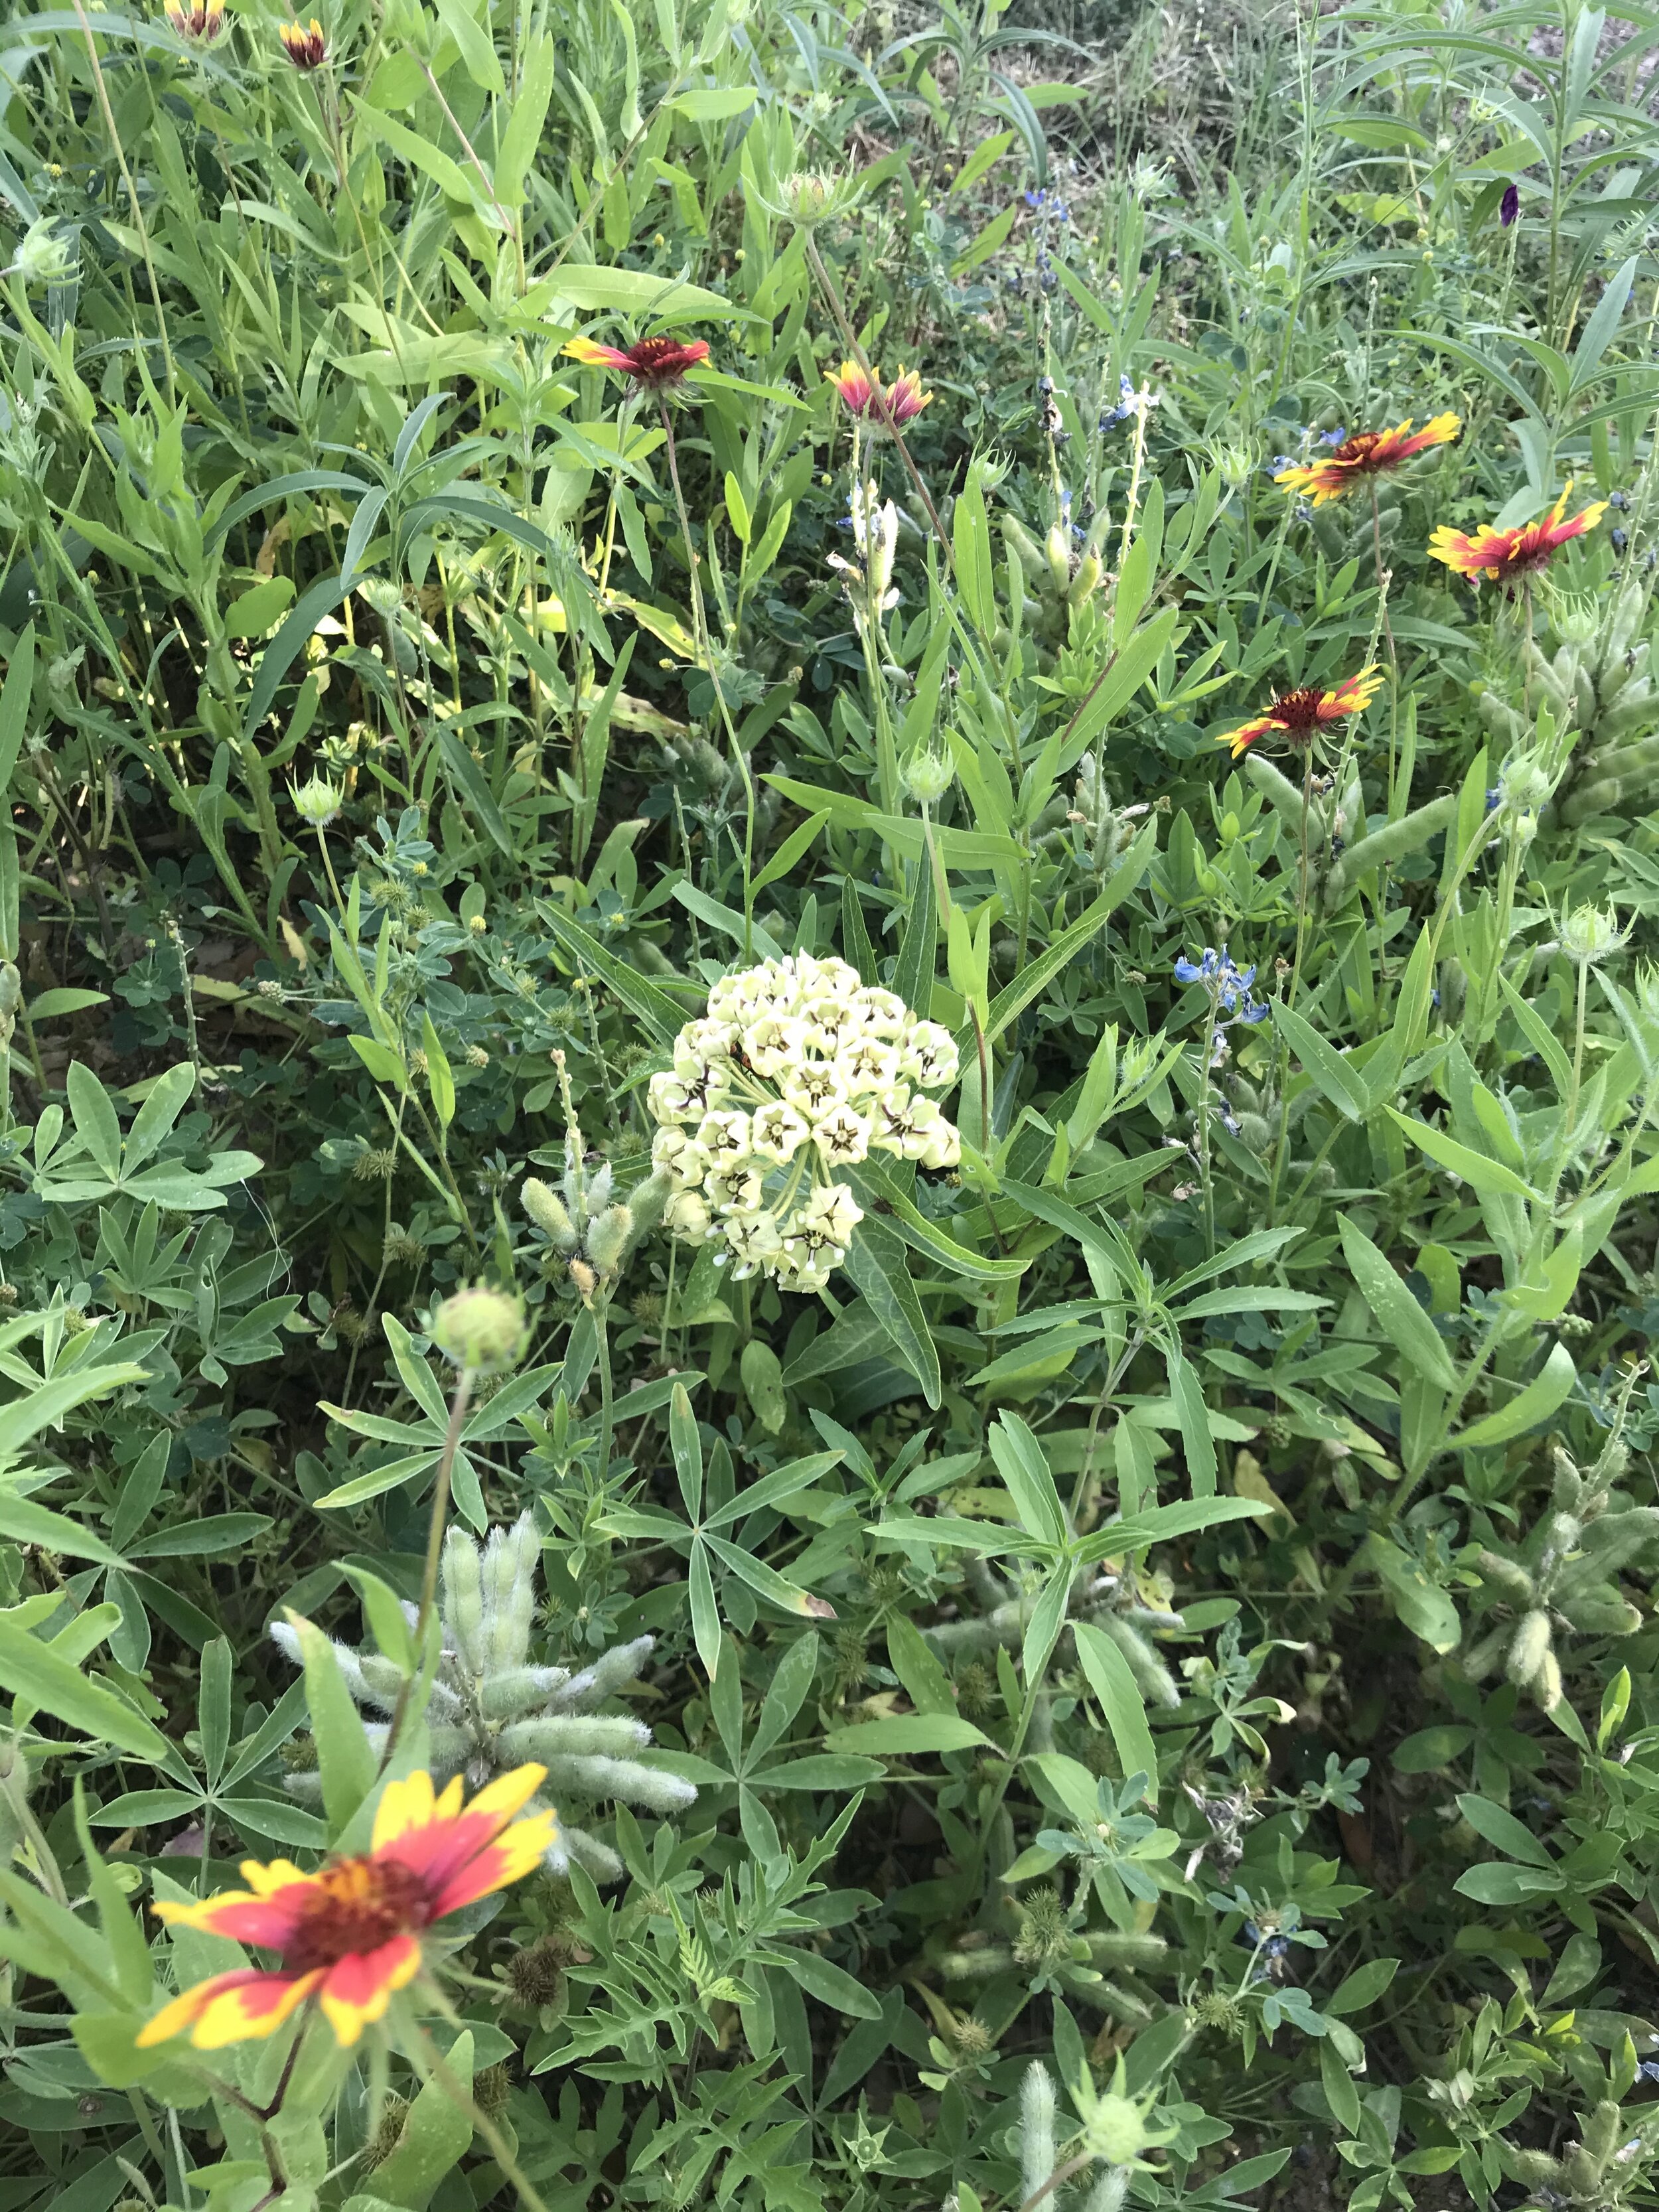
[{"xmin": 2, "ymin": 0, "xmax": 1659, "ymax": 2207}]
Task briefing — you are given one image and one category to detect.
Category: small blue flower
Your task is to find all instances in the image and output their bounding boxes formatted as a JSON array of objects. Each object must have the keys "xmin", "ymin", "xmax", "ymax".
[
  {"xmin": 1610, "ymin": 489, "xmax": 1628, "ymax": 510},
  {"xmin": 1174, "ymin": 954, "xmax": 1207, "ymax": 986},
  {"xmin": 1637, "ymin": 2061, "xmax": 1659, "ymax": 2085},
  {"xmin": 1238, "ymin": 999, "xmax": 1270, "ymax": 1024},
  {"xmin": 1613, "ymin": 527, "xmax": 1628, "ymax": 553},
  {"xmin": 1023, "ymin": 187, "xmax": 1046, "ymax": 210},
  {"xmin": 1268, "ymin": 455, "xmax": 1295, "ymax": 474},
  {"xmin": 1484, "ymin": 788, "xmax": 1500, "ymax": 813},
  {"xmin": 1051, "ymin": 200, "xmax": 1070, "ymax": 224},
  {"xmin": 1320, "ymin": 425, "xmax": 1348, "ymax": 447},
  {"xmin": 1039, "ymin": 269, "xmax": 1057, "ymax": 295}
]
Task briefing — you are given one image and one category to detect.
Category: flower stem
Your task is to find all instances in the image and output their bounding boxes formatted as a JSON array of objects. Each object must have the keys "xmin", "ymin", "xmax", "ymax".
[{"xmin": 384, "ymin": 1366, "xmax": 473, "ymax": 1764}]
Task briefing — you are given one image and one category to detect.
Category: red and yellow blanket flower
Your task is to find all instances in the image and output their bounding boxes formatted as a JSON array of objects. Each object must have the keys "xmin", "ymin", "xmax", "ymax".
[
  {"xmin": 1275, "ymin": 414, "xmax": 1461, "ymax": 505},
  {"xmin": 1216, "ymin": 666, "xmax": 1384, "ymax": 760},
  {"xmin": 1428, "ymin": 482, "xmax": 1609, "ymax": 587},
  {"xmin": 825, "ymin": 362, "xmax": 932, "ymax": 427},
  {"xmin": 563, "ymin": 334, "xmax": 710, "ymax": 390},
  {"xmin": 137, "ymin": 1765, "xmax": 557, "ymax": 2051}
]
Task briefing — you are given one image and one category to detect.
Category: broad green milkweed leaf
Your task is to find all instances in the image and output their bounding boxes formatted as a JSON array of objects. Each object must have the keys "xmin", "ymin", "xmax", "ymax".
[
  {"xmin": 1338, "ymin": 1215, "xmax": 1459, "ymax": 1393},
  {"xmin": 1448, "ymin": 1340, "xmax": 1575, "ymax": 1449}
]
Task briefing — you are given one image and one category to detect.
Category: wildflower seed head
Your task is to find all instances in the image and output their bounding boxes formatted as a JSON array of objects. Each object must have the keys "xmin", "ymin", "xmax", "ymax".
[
  {"xmin": 650, "ymin": 954, "xmax": 960, "ymax": 1291},
  {"xmin": 9, "ymin": 220, "xmax": 72, "ymax": 287},
  {"xmin": 352, "ymin": 1147, "xmax": 397, "ymax": 1183},
  {"xmin": 430, "ymin": 1284, "xmax": 526, "ymax": 1374},
  {"xmin": 1012, "ymin": 1886, "xmax": 1072, "ymax": 1970},
  {"xmin": 364, "ymin": 2096, "xmax": 409, "ymax": 2168},
  {"xmin": 901, "ymin": 742, "xmax": 955, "ymax": 805},
  {"xmin": 474, "ymin": 2061, "xmax": 513, "ymax": 2116}
]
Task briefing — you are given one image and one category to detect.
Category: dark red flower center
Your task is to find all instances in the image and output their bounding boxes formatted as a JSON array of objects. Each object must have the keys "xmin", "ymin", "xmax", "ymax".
[
  {"xmin": 624, "ymin": 336, "xmax": 703, "ymax": 386},
  {"xmin": 1329, "ymin": 432, "xmax": 1384, "ymax": 469},
  {"xmin": 1267, "ymin": 688, "xmax": 1327, "ymax": 735},
  {"xmin": 281, "ymin": 1858, "xmax": 430, "ymax": 1971}
]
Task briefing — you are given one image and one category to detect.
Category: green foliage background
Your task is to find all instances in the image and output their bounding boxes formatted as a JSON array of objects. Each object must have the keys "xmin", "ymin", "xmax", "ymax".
[{"xmin": 2, "ymin": 0, "xmax": 1659, "ymax": 2206}]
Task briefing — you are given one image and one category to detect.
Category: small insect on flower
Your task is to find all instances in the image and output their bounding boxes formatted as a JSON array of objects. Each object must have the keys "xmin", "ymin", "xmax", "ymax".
[
  {"xmin": 1274, "ymin": 413, "xmax": 1461, "ymax": 505},
  {"xmin": 563, "ymin": 334, "xmax": 711, "ymax": 390},
  {"xmin": 278, "ymin": 15, "xmax": 326, "ymax": 64},
  {"xmin": 824, "ymin": 362, "xmax": 932, "ymax": 428},
  {"xmin": 1429, "ymin": 482, "xmax": 1609, "ymax": 589},
  {"xmin": 1214, "ymin": 666, "xmax": 1384, "ymax": 761},
  {"xmin": 136, "ymin": 1767, "xmax": 557, "ymax": 2050},
  {"xmin": 167, "ymin": 0, "xmax": 224, "ymax": 38}
]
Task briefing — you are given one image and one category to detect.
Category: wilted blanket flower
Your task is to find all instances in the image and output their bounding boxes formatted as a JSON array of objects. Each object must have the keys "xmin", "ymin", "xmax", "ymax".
[
  {"xmin": 650, "ymin": 953, "xmax": 961, "ymax": 1291},
  {"xmin": 137, "ymin": 1765, "xmax": 554, "ymax": 2049}
]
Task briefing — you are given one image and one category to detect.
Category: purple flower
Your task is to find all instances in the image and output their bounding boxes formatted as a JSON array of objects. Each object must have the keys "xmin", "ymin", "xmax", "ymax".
[{"xmin": 1500, "ymin": 182, "xmax": 1520, "ymax": 227}]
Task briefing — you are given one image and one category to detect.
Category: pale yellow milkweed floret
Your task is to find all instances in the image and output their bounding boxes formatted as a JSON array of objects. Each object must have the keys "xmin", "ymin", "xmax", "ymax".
[
  {"xmin": 840, "ymin": 1035, "xmax": 901, "ymax": 1095},
  {"xmin": 648, "ymin": 1071, "xmax": 702, "ymax": 1126},
  {"xmin": 666, "ymin": 1190, "xmax": 712, "ymax": 1242},
  {"xmin": 855, "ymin": 987, "xmax": 909, "ymax": 1036},
  {"xmin": 813, "ymin": 1100, "xmax": 871, "ymax": 1167},
  {"xmin": 786, "ymin": 1061, "xmax": 846, "ymax": 1116},
  {"xmin": 743, "ymin": 1013, "xmax": 810, "ymax": 1078},
  {"xmin": 901, "ymin": 1021, "xmax": 959, "ymax": 1088},
  {"xmin": 705, "ymin": 1161, "xmax": 764, "ymax": 1214},
  {"xmin": 697, "ymin": 1109, "xmax": 751, "ymax": 1163},
  {"xmin": 652, "ymin": 1127, "xmax": 711, "ymax": 1189},
  {"xmin": 720, "ymin": 1211, "xmax": 783, "ymax": 1280},
  {"xmin": 751, "ymin": 1099, "xmax": 810, "ymax": 1164},
  {"xmin": 800, "ymin": 1183, "xmax": 863, "ymax": 1245}
]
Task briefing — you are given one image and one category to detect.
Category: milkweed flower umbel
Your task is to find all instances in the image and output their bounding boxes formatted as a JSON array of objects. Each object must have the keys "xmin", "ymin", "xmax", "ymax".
[
  {"xmin": 649, "ymin": 954, "xmax": 960, "ymax": 1293},
  {"xmin": 563, "ymin": 334, "xmax": 711, "ymax": 390},
  {"xmin": 278, "ymin": 16, "xmax": 326, "ymax": 64},
  {"xmin": 1428, "ymin": 482, "xmax": 1609, "ymax": 589},
  {"xmin": 167, "ymin": 0, "xmax": 224, "ymax": 38},
  {"xmin": 824, "ymin": 361, "xmax": 932, "ymax": 428},
  {"xmin": 1214, "ymin": 666, "xmax": 1383, "ymax": 760},
  {"xmin": 136, "ymin": 1765, "xmax": 557, "ymax": 2050},
  {"xmin": 1274, "ymin": 414, "xmax": 1461, "ymax": 505}
]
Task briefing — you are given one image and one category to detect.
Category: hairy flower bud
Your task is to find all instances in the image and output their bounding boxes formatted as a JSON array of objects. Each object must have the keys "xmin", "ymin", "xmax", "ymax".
[
  {"xmin": 522, "ymin": 1177, "xmax": 579, "ymax": 1252},
  {"xmin": 431, "ymin": 1285, "xmax": 526, "ymax": 1374}
]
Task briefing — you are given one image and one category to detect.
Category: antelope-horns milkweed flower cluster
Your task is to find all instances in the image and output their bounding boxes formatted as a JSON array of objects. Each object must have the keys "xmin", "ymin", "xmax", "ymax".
[
  {"xmin": 1272, "ymin": 413, "xmax": 1461, "ymax": 505},
  {"xmin": 825, "ymin": 361, "xmax": 932, "ymax": 427},
  {"xmin": 278, "ymin": 16, "xmax": 326, "ymax": 64},
  {"xmin": 1429, "ymin": 482, "xmax": 1609, "ymax": 589},
  {"xmin": 563, "ymin": 334, "xmax": 711, "ymax": 390},
  {"xmin": 136, "ymin": 1765, "xmax": 556, "ymax": 2050},
  {"xmin": 1214, "ymin": 666, "xmax": 1383, "ymax": 761},
  {"xmin": 649, "ymin": 954, "xmax": 960, "ymax": 1292}
]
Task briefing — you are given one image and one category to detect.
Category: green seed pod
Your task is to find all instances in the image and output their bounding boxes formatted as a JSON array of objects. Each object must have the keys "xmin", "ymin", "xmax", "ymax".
[
  {"xmin": 938, "ymin": 1943, "xmax": 1015, "ymax": 1980},
  {"xmin": 1066, "ymin": 552, "xmax": 1102, "ymax": 607},
  {"xmin": 1583, "ymin": 2102, "xmax": 1623, "ymax": 2168},
  {"xmin": 585, "ymin": 1203, "xmax": 634, "ymax": 1279},
  {"xmin": 522, "ymin": 1177, "xmax": 579, "ymax": 1252},
  {"xmin": 1508, "ymin": 2152, "xmax": 1564, "ymax": 2187},
  {"xmin": 1506, "ymin": 1609, "xmax": 1553, "ymax": 1690},
  {"xmin": 1476, "ymin": 1549, "xmax": 1535, "ymax": 1603},
  {"xmin": 1084, "ymin": 1929, "xmax": 1167, "ymax": 1970},
  {"xmin": 1046, "ymin": 526, "xmax": 1072, "ymax": 591},
  {"xmin": 443, "ymin": 1524, "xmax": 489, "ymax": 1672},
  {"xmin": 477, "ymin": 1665, "xmax": 571, "ymax": 1720},
  {"xmin": 1002, "ymin": 516, "xmax": 1049, "ymax": 583},
  {"xmin": 1098, "ymin": 1613, "xmax": 1180, "ymax": 1709},
  {"xmin": 1565, "ymin": 2148, "xmax": 1602, "ymax": 2196}
]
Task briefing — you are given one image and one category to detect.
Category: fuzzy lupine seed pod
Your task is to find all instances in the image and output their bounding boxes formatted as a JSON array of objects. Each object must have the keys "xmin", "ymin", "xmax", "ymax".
[{"xmin": 274, "ymin": 1513, "xmax": 694, "ymax": 1880}]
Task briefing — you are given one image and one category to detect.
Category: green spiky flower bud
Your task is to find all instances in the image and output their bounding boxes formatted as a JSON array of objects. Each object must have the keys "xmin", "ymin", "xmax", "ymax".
[{"xmin": 431, "ymin": 1284, "xmax": 526, "ymax": 1374}]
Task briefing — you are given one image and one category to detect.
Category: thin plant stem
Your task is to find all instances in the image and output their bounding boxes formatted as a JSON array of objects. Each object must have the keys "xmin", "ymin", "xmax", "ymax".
[{"xmin": 383, "ymin": 1366, "xmax": 474, "ymax": 1764}]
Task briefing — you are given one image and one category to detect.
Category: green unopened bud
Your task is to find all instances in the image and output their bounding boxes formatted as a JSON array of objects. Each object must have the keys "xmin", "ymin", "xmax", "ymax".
[
  {"xmin": 901, "ymin": 743, "xmax": 954, "ymax": 805},
  {"xmin": 0, "ymin": 964, "xmax": 21, "ymax": 1020},
  {"xmin": 1081, "ymin": 2092, "xmax": 1153, "ymax": 2167},
  {"xmin": 9, "ymin": 220, "xmax": 72, "ymax": 288},
  {"xmin": 1045, "ymin": 524, "xmax": 1072, "ymax": 591},
  {"xmin": 431, "ymin": 1284, "xmax": 525, "ymax": 1374},
  {"xmin": 522, "ymin": 1177, "xmax": 578, "ymax": 1252},
  {"xmin": 290, "ymin": 772, "xmax": 344, "ymax": 829},
  {"xmin": 778, "ymin": 168, "xmax": 861, "ymax": 226},
  {"xmin": 1066, "ymin": 551, "xmax": 1103, "ymax": 606},
  {"xmin": 1560, "ymin": 901, "xmax": 1628, "ymax": 966}
]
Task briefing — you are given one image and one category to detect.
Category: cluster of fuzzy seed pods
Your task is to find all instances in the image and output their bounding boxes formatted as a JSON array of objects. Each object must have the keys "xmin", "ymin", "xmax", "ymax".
[
  {"xmin": 1475, "ymin": 583, "xmax": 1659, "ymax": 827},
  {"xmin": 1464, "ymin": 1440, "xmax": 1659, "ymax": 1711},
  {"xmin": 273, "ymin": 1514, "xmax": 695, "ymax": 1879}
]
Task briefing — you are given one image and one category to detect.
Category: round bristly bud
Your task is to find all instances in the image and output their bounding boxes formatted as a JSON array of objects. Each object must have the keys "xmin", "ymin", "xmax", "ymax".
[
  {"xmin": 431, "ymin": 1284, "xmax": 526, "ymax": 1374},
  {"xmin": 1560, "ymin": 901, "xmax": 1628, "ymax": 966},
  {"xmin": 901, "ymin": 743, "xmax": 954, "ymax": 805},
  {"xmin": 9, "ymin": 220, "xmax": 72, "ymax": 287},
  {"xmin": 505, "ymin": 1935, "xmax": 568, "ymax": 2008},
  {"xmin": 290, "ymin": 771, "xmax": 344, "ymax": 828}
]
